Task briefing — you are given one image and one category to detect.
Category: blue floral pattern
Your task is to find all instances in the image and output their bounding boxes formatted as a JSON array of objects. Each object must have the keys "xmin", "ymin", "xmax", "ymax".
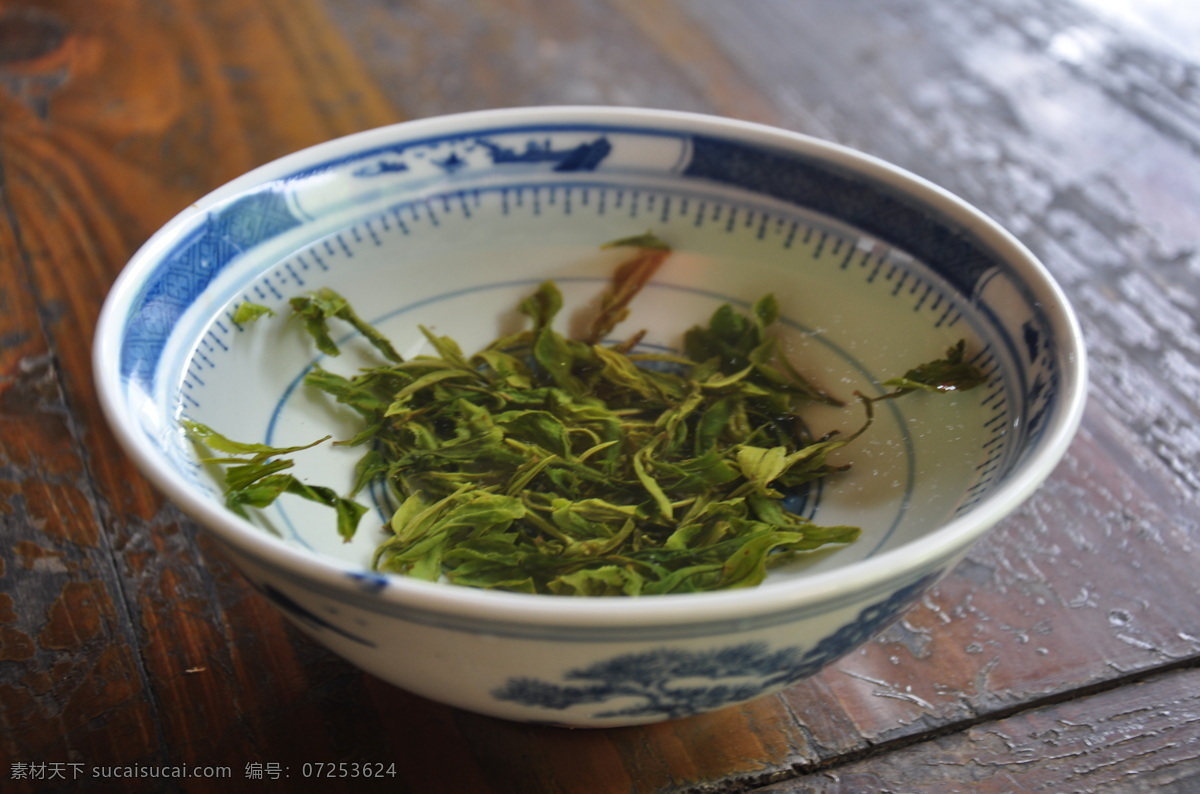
[
  {"xmin": 120, "ymin": 189, "xmax": 301, "ymax": 384},
  {"xmin": 492, "ymin": 571, "xmax": 939, "ymax": 720}
]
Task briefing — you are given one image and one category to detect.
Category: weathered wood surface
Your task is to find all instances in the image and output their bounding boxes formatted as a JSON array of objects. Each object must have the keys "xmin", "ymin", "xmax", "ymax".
[
  {"xmin": 758, "ymin": 666, "xmax": 1200, "ymax": 793},
  {"xmin": 1, "ymin": 0, "xmax": 1197, "ymax": 791}
]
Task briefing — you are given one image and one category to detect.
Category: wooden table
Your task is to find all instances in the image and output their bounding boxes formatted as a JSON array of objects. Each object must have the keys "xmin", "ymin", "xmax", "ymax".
[{"xmin": 3, "ymin": 1, "xmax": 1199, "ymax": 791}]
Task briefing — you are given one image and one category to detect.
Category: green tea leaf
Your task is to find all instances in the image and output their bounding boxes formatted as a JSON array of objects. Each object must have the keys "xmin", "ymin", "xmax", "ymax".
[
  {"xmin": 632, "ymin": 444, "xmax": 674, "ymax": 520},
  {"xmin": 735, "ymin": 446, "xmax": 790, "ymax": 494},
  {"xmin": 717, "ymin": 527, "xmax": 815, "ymax": 589},
  {"xmin": 290, "ymin": 287, "xmax": 401, "ymax": 362},
  {"xmin": 184, "ymin": 420, "xmax": 365, "ymax": 539},
  {"xmin": 183, "ymin": 420, "xmax": 329, "ymax": 463},
  {"xmin": 549, "ymin": 565, "xmax": 645, "ymax": 597},
  {"xmin": 233, "ymin": 301, "xmax": 276, "ymax": 324},
  {"xmin": 585, "ymin": 232, "xmax": 672, "ymax": 344},
  {"xmin": 533, "ymin": 327, "xmax": 584, "ymax": 394},
  {"xmin": 751, "ymin": 293, "xmax": 779, "ymax": 329},
  {"xmin": 519, "ymin": 281, "xmax": 563, "ymax": 331},
  {"xmin": 882, "ymin": 339, "xmax": 987, "ymax": 394}
]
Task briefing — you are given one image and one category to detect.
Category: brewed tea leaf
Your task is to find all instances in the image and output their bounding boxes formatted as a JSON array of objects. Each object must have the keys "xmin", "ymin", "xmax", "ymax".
[
  {"xmin": 233, "ymin": 301, "xmax": 276, "ymax": 324},
  {"xmin": 195, "ymin": 232, "xmax": 985, "ymax": 595},
  {"xmin": 290, "ymin": 287, "xmax": 402, "ymax": 362},
  {"xmin": 882, "ymin": 339, "xmax": 987, "ymax": 394}
]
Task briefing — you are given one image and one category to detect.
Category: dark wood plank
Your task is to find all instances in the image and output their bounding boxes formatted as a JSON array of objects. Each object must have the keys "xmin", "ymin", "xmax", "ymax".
[
  {"xmin": 1, "ymin": 1, "xmax": 402, "ymax": 790},
  {"xmin": 754, "ymin": 666, "xmax": 1200, "ymax": 793},
  {"xmin": 0, "ymin": 170, "xmax": 161, "ymax": 789}
]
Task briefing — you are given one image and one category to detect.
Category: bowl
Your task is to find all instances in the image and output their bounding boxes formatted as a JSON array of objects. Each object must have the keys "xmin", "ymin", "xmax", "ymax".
[{"xmin": 94, "ymin": 106, "xmax": 1086, "ymax": 727}]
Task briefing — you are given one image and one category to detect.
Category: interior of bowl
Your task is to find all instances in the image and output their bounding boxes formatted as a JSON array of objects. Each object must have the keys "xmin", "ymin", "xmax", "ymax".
[{"xmin": 100, "ymin": 108, "xmax": 1077, "ymax": 590}]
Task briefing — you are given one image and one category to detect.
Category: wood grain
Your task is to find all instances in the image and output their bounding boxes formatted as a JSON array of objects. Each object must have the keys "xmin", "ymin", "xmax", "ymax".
[
  {"xmin": 1, "ymin": 0, "xmax": 399, "ymax": 789},
  {"xmin": 755, "ymin": 666, "xmax": 1200, "ymax": 793},
  {"xmin": 1, "ymin": 0, "xmax": 1198, "ymax": 791}
]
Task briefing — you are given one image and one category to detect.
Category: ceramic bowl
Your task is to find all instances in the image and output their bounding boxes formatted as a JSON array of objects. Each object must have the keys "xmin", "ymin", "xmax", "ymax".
[{"xmin": 94, "ymin": 106, "xmax": 1086, "ymax": 727}]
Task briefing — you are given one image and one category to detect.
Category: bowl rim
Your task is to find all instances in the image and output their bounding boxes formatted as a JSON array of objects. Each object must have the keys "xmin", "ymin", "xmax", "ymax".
[{"xmin": 93, "ymin": 105, "xmax": 1088, "ymax": 627}]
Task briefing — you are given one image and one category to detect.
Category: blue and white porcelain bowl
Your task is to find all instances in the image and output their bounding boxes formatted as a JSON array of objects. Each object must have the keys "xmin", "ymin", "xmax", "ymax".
[{"xmin": 94, "ymin": 107, "xmax": 1086, "ymax": 727}]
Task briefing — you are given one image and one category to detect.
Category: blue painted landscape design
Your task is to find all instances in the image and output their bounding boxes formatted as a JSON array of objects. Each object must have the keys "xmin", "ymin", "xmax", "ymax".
[{"xmin": 493, "ymin": 573, "xmax": 937, "ymax": 720}]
